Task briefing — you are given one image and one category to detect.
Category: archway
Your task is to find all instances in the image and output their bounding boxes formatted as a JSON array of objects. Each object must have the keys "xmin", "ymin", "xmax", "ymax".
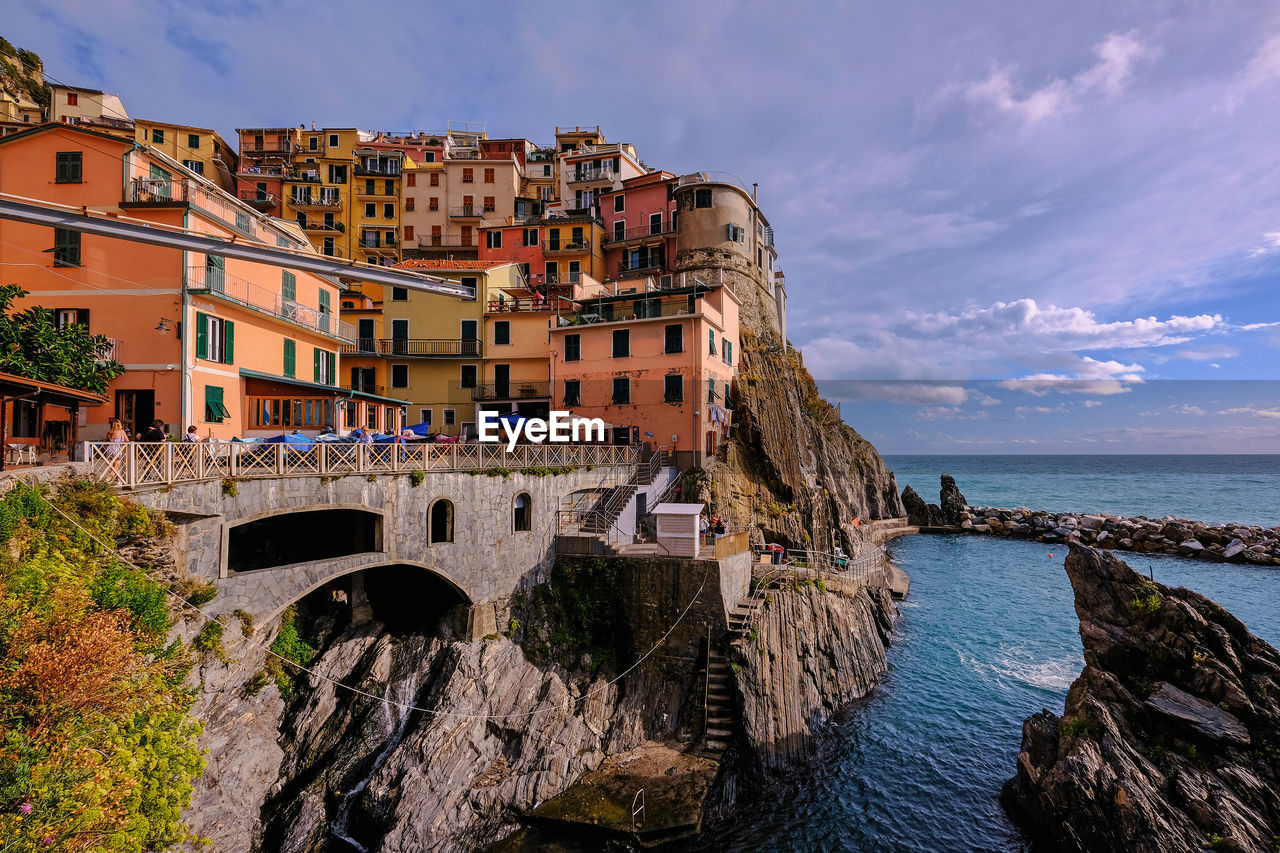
[{"xmin": 228, "ymin": 507, "xmax": 383, "ymax": 573}]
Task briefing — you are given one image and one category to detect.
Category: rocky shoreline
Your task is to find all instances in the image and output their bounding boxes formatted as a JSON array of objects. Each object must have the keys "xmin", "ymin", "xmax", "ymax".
[{"xmin": 903, "ymin": 476, "xmax": 1280, "ymax": 567}]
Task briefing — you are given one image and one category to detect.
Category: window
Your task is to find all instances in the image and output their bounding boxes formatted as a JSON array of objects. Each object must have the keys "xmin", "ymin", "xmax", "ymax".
[
  {"xmin": 694, "ymin": 188, "xmax": 712, "ymax": 208},
  {"xmin": 513, "ymin": 493, "xmax": 531, "ymax": 532},
  {"xmin": 54, "ymin": 308, "xmax": 87, "ymax": 329},
  {"xmin": 196, "ymin": 313, "xmax": 234, "ymax": 362},
  {"xmin": 523, "ymin": 228, "xmax": 538, "ymax": 246},
  {"xmin": 419, "ymin": 408, "xmax": 432, "ymax": 427},
  {"xmin": 460, "ymin": 365, "xmax": 477, "ymax": 388},
  {"xmin": 571, "ymin": 226, "xmax": 584, "ymax": 245},
  {"xmin": 283, "ymin": 339, "xmax": 296, "ymax": 377},
  {"xmin": 614, "ymin": 195, "xmax": 625, "ymax": 212},
  {"xmin": 365, "ymin": 202, "xmax": 376, "ymax": 218},
  {"xmin": 66, "ymin": 92, "xmax": 78, "ymax": 106},
  {"xmin": 391, "ymin": 364, "xmax": 409, "ymax": 388},
  {"xmin": 568, "ymin": 260, "xmax": 580, "ymax": 283},
  {"xmin": 247, "ymin": 397, "xmax": 334, "ymax": 428},
  {"xmin": 404, "ymin": 225, "xmax": 414, "ymax": 241},
  {"xmin": 52, "ymin": 228, "xmax": 80, "ymax": 266},
  {"xmin": 709, "ymin": 328, "xmax": 717, "ymax": 355},
  {"xmin": 724, "ymin": 382, "xmax": 732, "ymax": 406},
  {"xmin": 328, "ymin": 164, "xmax": 346, "ymax": 184},
  {"xmin": 323, "ymin": 237, "xmax": 334, "ymax": 256},
  {"xmin": 328, "ymin": 133, "xmax": 339, "ymax": 148},
  {"xmin": 486, "ymin": 230, "xmax": 502, "ymax": 249},
  {"xmin": 563, "ymin": 334, "xmax": 581, "ymax": 362},
  {"xmin": 405, "ymin": 196, "xmax": 415, "ymax": 211},
  {"xmin": 613, "ymin": 220, "xmax": 626, "ymax": 241},
  {"xmin": 722, "ymin": 338, "xmax": 733, "ymax": 365},
  {"xmin": 188, "ymin": 133, "xmax": 200, "ymax": 149},
  {"xmin": 612, "ymin": 377, "xmax": 630, "ymax": 405},
  {"xmin": 385, "ymin": 179, "xmax": 395, "ymax": 195},
  {"xmin": 757, "ymin": 247, "xmax": 763, "ymax": 267},
  {"xmin": 11, "ymin": 400, "xmax": 37, "ymax": 437},
  {"xmin": 390, "ymin": 286, "xmax": 408, "ymax": 302},
  {"xmin": 384, "ymin": 203, "xmax": 395, "ymax": 219},
  {"xmin": 55, "ymin": 151, "xmax": 82, "ymax": 183},
  {"xmin": 281, "ymin": 271, "xmax": 296, "ymax": 303},
  {"xmin": 151, "ymin": 128, "xmax": 164, "ymax": 144},
  {"xmin": 204, "ymin": 385, "xmax": 228, "ymax": 423},
  {"xmin": 484, "ymin": 167, "xmax": 495, "ymax": 183},
  {"xmin": 235, "ymin": 211, "xmax": 250, "ymax": 232},
  {"xmin": 563, "ymin": 379, "xmax": 581, "ymax": 407},
  {"xmin": 443, "ymin": 408, "xmax": 456, "ymax": 426},
  {"xmin": 494, "ymin": 321, "xmax": 510, "ymax": 345},
  {"xmin": 430, "ymin": 173, "xmax": 439, "ymax": 186},
  {"xmin": 728, "ymin": 223, "xmax": 746, "ymax": 243},
  {"xmin": 430, "ymin": 499, "xmax": 454, "ymax": 543},
  {"xmin": 314, "ymin": 348, "xmax": 336, "ymax": 384},
  {"xmin": 462, "ymin": 168, "xmax": 474, "ymax": 183},
  {"xmin": 483, "ymin": 196, "xmax": 495, "ymax": 212},
  {"xmin": 461, "ymin": 276, "xmax": 478, "ymax": 292},
  {"xmin": 612, "ymin": 329, "xmax": 629, "ymax": 358},
  {"xmin": 664, "ymin": 374, "xmax": 683, "ymax": 403},
  {"xmin": 664, "ymin": 324, "xmax": 683, "ymax": 354},
  {"xmin": 429, "ymin": 196, "xmax": 439, "ymax": 210},
  {"xmin": 708, "ymin": 378, "xmax": 717, "ymax": 403},
  {"xmin": 309, "ymin": 136, "xmax": 319, "ymax": 151}
]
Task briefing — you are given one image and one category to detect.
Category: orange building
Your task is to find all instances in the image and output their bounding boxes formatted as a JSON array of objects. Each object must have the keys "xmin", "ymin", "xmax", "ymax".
[
  {"xmin": 0, "ymin": 123, "xmax": 387, "ymax": 444},
  {"xmin": 550, "ymin": 274, "xmax": 739, "ymax": 467}
]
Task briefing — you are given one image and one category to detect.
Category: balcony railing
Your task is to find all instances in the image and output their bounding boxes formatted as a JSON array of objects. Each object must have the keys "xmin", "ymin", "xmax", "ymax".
[
  {"xmin": 557, "ymin": 298, "xmax": 696, "ymax": 327},
  {"xmin": 341, "ymin": 383, "xmax": 385, "ymax": 395},
  {"xmin": 355, "ymin": 163, "xmax": 402, "ymax": 177},
  {"xmin": 87, "ymin": 441, "xmax": 639, "ymax": 489},
  {"xmin": 472, "ymin": 381, "xmax": 551, "ymax": 401},
  {"xmin": 449, "ymin": 205, "xmax": 487, "ymax": 220},
  {"xmin": 238, "ymin": 189, "xmax": 277, "ymax": 206},
  {"xmin": 416, "ymin": 234, "xmax": 477, "ymax": 248},
  {"xmin": 375, "ymin": 338, "xmax": 482, "ymax": 357},
  {"xmin": 288, "ymin": 171, "xmax": 324, "ymax": 183},
  {"xmin": 545, "ymin": 240, "xmax": 589, "ymax": 254},
  {"xmin": 185, "ymin": 265, "xmax": 356, "ymax": 342},
  {"xmin": 97, "ymin": 337, "xmax": 120, "ymax": 364},
  {"xmin": 288, "ymin": 193, "xmax": 342, "ymax": 208},
  {"xmin": 125, "ymin": 178, "xmax": 190, "ymax": 206},
  {"xmin": 486, "ymin": 297, "xmax": 559, "ymax": 313},
  {"xmin": 604, "ymin": 221, "xmax": 675, "ymax": 244},
  {"xmin": 617, "ymin": 257, "xmax": 665, "ymax": 276},
  {"xmin": 237, "ymin": 165, "xmax": 290, "ymax": 177},
  {"xmin": 302, "ymin": 221, "xmax": 345, "ymax": 233},
  {"xmin": 568, "ymin": 166, "xmax": 618, "ymax": 184}
]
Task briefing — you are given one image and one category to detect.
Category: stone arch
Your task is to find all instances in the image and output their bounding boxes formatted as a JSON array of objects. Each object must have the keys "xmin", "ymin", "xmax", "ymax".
[
  {"xmin": 259, "ymin": 559, "xmax": 473, "ymax": 627},
  {"xmin": 513, "ymin": 491, "xmax": 532, "ymax": 532},
  {"xmin": 429, "ymin": 498, "xmax": 454, "ymax": 544},
  {"xmin": 224, "ymin": 505, "xmax": 385, "ymax": 575}
]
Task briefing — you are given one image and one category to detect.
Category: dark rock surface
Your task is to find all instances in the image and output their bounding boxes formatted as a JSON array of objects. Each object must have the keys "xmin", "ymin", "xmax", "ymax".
[
  {"xmin": 901, "ymin": 485, "xmax": 943, "ymax": 528},
  {"xmin": 1002, "ymin": 546, "xmax": 1280, "ymax": 853},
  {"xmin": 939, "ymin": 474, "xmax": 968, "ymax": 526}
]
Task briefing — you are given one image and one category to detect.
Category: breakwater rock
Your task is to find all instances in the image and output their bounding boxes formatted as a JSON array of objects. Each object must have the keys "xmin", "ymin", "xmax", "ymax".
[{"xmin": 1001, "ymin": 545, "xmax": 1280, "ymax": 852}]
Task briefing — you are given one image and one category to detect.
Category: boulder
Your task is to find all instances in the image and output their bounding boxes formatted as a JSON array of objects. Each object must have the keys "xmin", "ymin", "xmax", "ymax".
[
  {"xmin": 901, "ymin": 486, "xmax": 944, "ymax": 528},
  {"xmin": 1222, "ymin": 539, "xmax": 1246, "ymax": 560},
  {"xmin": 1177, "ymin": 539, "xmax": 1204, "ymax": 555},
  {"xmin": 1144, "ymin": 683, "xmax": 1250, "ymax": 745},
  {"xmin": 939, "ymin": 474, "xmax": 968, "ymax": 526},
  {"xmin": 1079, "ymin": 515, "xmax": 1106, "ymax": 531}
]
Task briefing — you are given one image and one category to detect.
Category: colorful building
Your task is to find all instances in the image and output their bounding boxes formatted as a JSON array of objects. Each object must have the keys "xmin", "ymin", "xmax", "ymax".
[
  {"xmin": 0, "ymin": 90, "xmax": 41, "ymax": 136},
  {"xmin": 133, "ymin": 119, "xmax": 237, "ymax": 192},
  {"xmin": 0, "ymin": 123, "xmax": 383, "ymax": 443},
  {"xmin": 550, "ymin": 273, "xmax": 739, "ymax": 467},
  {"xmin": 47, "ymin": 83, "xmax": 132, "ymax": 133},
  {"xmin": 234, "ymin": 126, "xmax": 302, "ymax": 217},
  {"xmin": 598, "ymin": 171, "xmax": 678, "ymax": 282}
]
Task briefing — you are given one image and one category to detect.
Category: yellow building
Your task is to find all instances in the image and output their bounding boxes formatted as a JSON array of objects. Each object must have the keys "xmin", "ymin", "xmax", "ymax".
[
  {"xmin": 133, "ymin": 119, "xmax": 238, "ymax": 192},
  {"xmin": 0, "ymin": 90, "xmax": 40, "ymax": 136},
  {"xmin": 386, "ymin": 260, "xmax": 526, "ymax": 436},
  {"xmin": 538, "ymin": 214, "xmax": 607, "ymax": 286}
]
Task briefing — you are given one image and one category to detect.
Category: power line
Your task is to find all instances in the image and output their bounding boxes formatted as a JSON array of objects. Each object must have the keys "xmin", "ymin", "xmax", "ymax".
[{"xmin": 30, "ymin": 480, "xmax": 708, "ymax": 722}]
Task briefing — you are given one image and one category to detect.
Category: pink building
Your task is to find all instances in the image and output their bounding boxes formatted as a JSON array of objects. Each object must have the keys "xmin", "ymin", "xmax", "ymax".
[{"xmin": 598, "ymin": 171, "xmax": 677, "ymax": 282}]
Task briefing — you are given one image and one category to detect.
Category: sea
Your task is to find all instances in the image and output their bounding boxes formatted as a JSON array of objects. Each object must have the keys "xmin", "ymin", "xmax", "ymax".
[{"xmin": 699, "ymin": 454, "xmax": 1280, "ymax": 852}]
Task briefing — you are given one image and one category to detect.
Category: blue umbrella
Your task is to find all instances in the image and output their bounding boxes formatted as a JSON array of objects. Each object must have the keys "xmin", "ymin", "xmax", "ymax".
[
  {"xmin": 264, "ymin": 432, "xmax": 315, "ymax": 452},
  {"xmin": 404, "ymin": 421, "xmax": 434, "ymax": 436}
]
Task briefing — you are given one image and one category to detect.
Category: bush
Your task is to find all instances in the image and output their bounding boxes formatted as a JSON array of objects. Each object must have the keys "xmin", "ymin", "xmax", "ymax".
[
  {"xmin": 174, "ymin": 577, "xmax": 218, "ymax": 608},
  {"xmin": 266, "ymin": 607, "xmax": 315, "ymax": 697},
  {"xmin": 408, "ymin": 469, "xmax": 426, "ymax": 488},
  {"xmin": 221, "ymin": 477, "xmax": 239, "ymax": 497},
  {"xmin": 192, "ymin": 620, "xmax": 227, "ymax": 661}
]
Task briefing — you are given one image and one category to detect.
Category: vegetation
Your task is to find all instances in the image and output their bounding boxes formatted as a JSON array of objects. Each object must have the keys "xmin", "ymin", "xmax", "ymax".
[
  {"xmin": 1131, "ymin": 592, "xmax": 1164, "ymax": 616},
  {"xmin": 407, "ymin": 469, "xmax": 426, "ymax": 488},
  {"xmin": 0, "ymin": 38, "xmax": 51, "ymax": 108},
  {"xmin": 1062, "ymin": 714, "xmax": 1099, "ymax": 739},
  {"xmin": 517, "ymin": 557, "xmax": 624, "ymax": 675},
  {"xmin": 0, "ymin": 285, "xmax": 124, "ymax": 392},
  {"xmin": 266, "ymin": 606, "xmax": 315, "ymax": 698},
  {"xmin": 0, "ymin": 480, "xmax": 204, "ymax": 850},
  {"xmin": 220, "ymin": 477, "xmax": 239, "ymax": 498}
]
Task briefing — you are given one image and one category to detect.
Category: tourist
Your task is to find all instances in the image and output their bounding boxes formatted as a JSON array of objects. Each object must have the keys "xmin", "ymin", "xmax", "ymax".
[
  {"xmin": 700, "ymin": 513, "xmax": 710, "ymax": 541},
  {"xmin": 182, "ymin": 426, "xmax": 202, "ymax": 443},
  {"xmin": 714, "ymin": 517, "xmax": 726, "ymax": 538},
  {"xmin": 104, "ymin": 418, "xmax": 129, "ymax": 481},
  {"xmin": 834, "ymin": 545, "xmax": 849, "ymax": 569},
  {"xmin": 138, "ymin": 418, "xmax": 166, "ymax": 442}
]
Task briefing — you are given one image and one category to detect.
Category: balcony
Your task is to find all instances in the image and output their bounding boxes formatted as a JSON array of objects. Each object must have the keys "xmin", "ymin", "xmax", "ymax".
[
  {"xmin": 97, "ymin": 337, "xmax": 120, "ymax": 364},
  {"xmin": 288, "ymin": 170, "xmax": 323, "ymax": 184},
  {"xmin": 617, "ymin": 257, "xmax": 665, "ymax": 277},
  {"xmin": 354, "ymin": 163, "xmax": 402, "ymax": 177},
  {"xmin": 376, "ymin": 338, "xmax": 482, "ymax": 357},
  {"xmin": 123, "ymin": 178, "xmax": 190, "ymax": 208},
  {"xmin": 449, "ymin": 205, "xmax": 487, "ymax": 221},
  {"xmin": 341, "ymin": 383, "xmax": 385, "ymax": 395},
  {"xmin": 238, "ymin": 189, "xmax": 277, "ymax": 211},
  {"xmin": 544, "ymin": 240, "xmax": 589, "ymax": 255},
  {"xmin": 472, "ymin": 381, "xmax": 551, "ymax": 401},
  {"xmin": 486, "ymin": 297, "xmax": 558, "ymax": 313},
  {"xmin": 185, "ymin": 265, "xmax": 356, "ymax": 342},
  {"xmin": 567, "ymin": 165, "xmax": 618, "ymax": 186},
  {"xmin": 237, "ymin": 164, "xmax": 290, "ymax": 178},
  {"xmin": 603, "ymin": 221, "xmax": 675, "ymax": 246},
  {"xmin": 416, "ymin": 234, "xmax": 477, "ymax": 249},
  {"xmin": 302, "ymin": 221, "xmax": 345, "ymax": 233},
  {"xmin": 340, "ymin": 338, "xmax": 380, "ymax": 356},
  {"xmin": 557, "ymin": 298, "xmax": 696, "ymax": 327},
  {"xmin": 359, "ymin": 233, "xmax": 399, "ymax": 256},
  {"xmin": 287, "ymin": 192, "xmax": 342, "ymax": 209}
]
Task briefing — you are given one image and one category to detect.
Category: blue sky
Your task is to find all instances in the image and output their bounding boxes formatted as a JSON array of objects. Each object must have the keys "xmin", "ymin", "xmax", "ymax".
[{"xmin": 6, "ymin": 1, "xmax": 1280, "ymax": 452}]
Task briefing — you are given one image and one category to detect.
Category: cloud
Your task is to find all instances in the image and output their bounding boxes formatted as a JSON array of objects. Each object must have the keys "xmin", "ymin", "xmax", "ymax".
[
  {"xmin": 1000, "ymin": 356, "xmax": 1145, "ymax": 396},
  {"xmin": 1140, "ymin": 405, "xmax": 1207, "ymax": 416},
  {"xmin": 1225, "ymin": 33, "xmax": 1280, "ymax": 112},
  {"xmin": 916, "ymin": 405, "xmax": 991, "ymax": 422},
  {"xmin": 1247, "ymin": 231, "xmax": 1280, "ymax": 257},
  {"xmin": 945, "ymin": 32, "xmax": 1156, "ymax": 125},
  {"xmin": 1082, "ymin": 400, "xmax": 1103, "ymax": 408},
  {"xmin": 1219, "ymin": 406, "xmax": 1280, "ymax": 419},
  {"xmin": 819, "ymin": 381, "xmax": 974, "ymax": 405},
  {"xmin": 1155, "ymin": 345, "xmax": 1240, "ymax": 363}
]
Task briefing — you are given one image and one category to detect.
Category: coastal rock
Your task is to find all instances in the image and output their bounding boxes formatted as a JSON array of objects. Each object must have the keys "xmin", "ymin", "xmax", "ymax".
[
  {"xmin": 901, "ymin": 485, "xmax": 943, "ymax": 528},
  {"xmin": 939, "ymin": 474, "xmax": 967, "ymax": 526},
  {"xmin": 1001, "ymin": 546, "xmax": 1280, "ymax": 853}
]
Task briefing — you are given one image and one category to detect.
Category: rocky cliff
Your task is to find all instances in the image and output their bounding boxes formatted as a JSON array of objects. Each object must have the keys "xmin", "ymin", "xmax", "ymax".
[
  {"xmin": 732, "ymin": 582, "xmax": 896, "ymax": 772},
  {"xmin": 1002, "ymin": 546, "xmax": 1280, "ymax": 853}
]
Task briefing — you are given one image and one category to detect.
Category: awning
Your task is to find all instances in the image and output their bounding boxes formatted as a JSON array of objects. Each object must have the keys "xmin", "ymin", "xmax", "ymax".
[
  {"xmin": 238, "ymin": 368, "xmax": 410, "ymax": 406},
  {"xmin": 0, "ymin": 370, "xmax": 107, "ymax": 407}
]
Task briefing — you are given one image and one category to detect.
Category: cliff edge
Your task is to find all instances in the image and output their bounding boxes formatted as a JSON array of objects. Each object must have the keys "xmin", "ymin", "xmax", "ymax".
[{"xmin": 1002, "ymin": 545, "xmax": 1280, "ymax": 853}]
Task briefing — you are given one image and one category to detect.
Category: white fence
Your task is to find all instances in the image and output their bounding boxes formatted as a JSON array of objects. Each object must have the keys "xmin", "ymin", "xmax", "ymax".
[{"xmin": 86, "ymin": 441, "xmax": 639, "ymax": 488}]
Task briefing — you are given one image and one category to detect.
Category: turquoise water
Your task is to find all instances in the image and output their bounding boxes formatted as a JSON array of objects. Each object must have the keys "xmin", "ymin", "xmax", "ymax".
[
  {"xmin": 886, "ymin": 454, "xmax": 1280, "ymax": 528},
  {"xmin": 702, "ymin": 456, "xmax": 1280, "ymax": 852}
]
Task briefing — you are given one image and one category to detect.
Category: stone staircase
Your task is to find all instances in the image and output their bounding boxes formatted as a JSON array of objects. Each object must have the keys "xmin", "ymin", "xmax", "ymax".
[
  {"xmin": 581, "ymin": 483, "xmax": 638, "ymax": 534},
  {"xmin": 702, "ymin": 646, "xmax": 736, "ymax": 755}
]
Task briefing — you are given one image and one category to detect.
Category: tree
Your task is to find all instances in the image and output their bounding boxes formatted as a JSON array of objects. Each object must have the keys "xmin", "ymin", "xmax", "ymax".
[{"xmin": 0, "ymin": 284, "xmax": 124, "ymax": 393}]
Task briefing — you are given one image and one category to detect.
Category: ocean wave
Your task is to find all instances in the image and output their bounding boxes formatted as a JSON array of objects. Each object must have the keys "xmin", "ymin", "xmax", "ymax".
[{"xmin": 956, "ymin": 642, "xmax": 1079, "ymax": 693}]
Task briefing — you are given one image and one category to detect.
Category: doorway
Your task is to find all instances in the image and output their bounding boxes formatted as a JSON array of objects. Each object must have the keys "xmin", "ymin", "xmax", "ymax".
[{"xmin": 116, "ymin": 389, "xmax": 156, "ymax": 438}]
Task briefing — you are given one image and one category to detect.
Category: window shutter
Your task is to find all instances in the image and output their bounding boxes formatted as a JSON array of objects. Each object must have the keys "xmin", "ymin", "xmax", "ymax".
[
  {"xmin": 283, "ymin": 339, "xmax": 296, "ymax": 377},
  {"xmin": 328, "ymin": 352, "xmax": 336, "ymax": 385},
  {"xmin": 313, "ymin": 348, "xmax": 322, "ymax": 382},
  {"xmin": 223, "ymin": 320, "xmax": 235, "ymax": 364},
  {"xmin": 76, "ymin": 308, "xmax": 89, "ymax": 328},
  {"xmin": 282, "ymin": 271, "xmax": 296, "ymax": 302},
  {"xmin": 195, "ymin": 312, "xmax": 209, "ymax": 359}
]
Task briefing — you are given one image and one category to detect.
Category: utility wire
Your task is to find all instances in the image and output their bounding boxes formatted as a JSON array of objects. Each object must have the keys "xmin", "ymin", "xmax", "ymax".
[{"xmin": 30, "ymin": 480, "xmax": 708, "ymax": 722}]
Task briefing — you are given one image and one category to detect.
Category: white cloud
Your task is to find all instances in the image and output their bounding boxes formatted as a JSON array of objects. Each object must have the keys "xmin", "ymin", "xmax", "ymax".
[
  {"xmin": 1082, "ymin": 400, "xmax": 1103, "ymax": 408},
  {"xmin": 947, "ymin": 32, "xmax": 1156, "ymax": 125},
  {"xmin": 822, "ymin": 381, "xmax": 973, "ymax": 405},
  {"xmin": 1219, "ymin": 406, "xmax": 1280, "ymax": 419},
  {"xmin": 1225, "ymin": 33, "xmax": 1280, "ymax": 112}
]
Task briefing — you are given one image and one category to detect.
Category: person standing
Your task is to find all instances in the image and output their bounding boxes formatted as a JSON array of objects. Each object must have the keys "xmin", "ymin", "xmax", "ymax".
[{"xmin": 138, "ymin": 419, "xmax": 167, "ymax": 442}]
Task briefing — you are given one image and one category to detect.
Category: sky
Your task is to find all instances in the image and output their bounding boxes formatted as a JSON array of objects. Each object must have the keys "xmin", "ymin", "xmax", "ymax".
[{"xmin": 5, "ymin": 1, "xmax": 1280, "ymax": 452}]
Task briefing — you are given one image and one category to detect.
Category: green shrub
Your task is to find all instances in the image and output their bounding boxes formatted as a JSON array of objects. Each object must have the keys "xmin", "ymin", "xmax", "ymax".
[
  {"xmin": 174, "ymin": 577, "xmax": 218, "ymax": 608},
  {"xmin": 408, "ymin": 469, "xmax": 426, "ymax": 488},
  {"xmin": 221, "ymin": 477, "xmax": 239, "ymax": 498},
  {"xmin": 193, "ymin": 620, "xmax": 227, "ymax": 662},
  {"xmin": 233, "ymin": 608, "xmax": 254, "ymax": 637},
  {"xmin": 266, "ymin": 606, "xmax": 315, "ymax": 697},
  {"xmin": 245, "ymin": 671, "xmax": 270, "ymax": 696},
  {"xmin": 1062, "ymin": 715, "xmax": 1099, "ymax": 739},
  {"xmin": 1131, "ymin": 593, "xmax": 1163, "ymax": 616}
]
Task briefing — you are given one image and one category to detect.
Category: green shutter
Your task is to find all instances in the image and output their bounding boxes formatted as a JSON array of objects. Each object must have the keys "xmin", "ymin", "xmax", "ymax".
[
  {"xmin": 327, "ymin": 352, "xmax": 336, "ymax": 386},
  {"xmin": 313, "ymin": 348, "xmax": 321, "ymax": 382},
  {"xmin": 283, "ymin": 339, "xmax": 296, "ymax": 377},
  {"xmin": 223, "ymin": 320, "xmax": 234, "ymax": 364},
  {"xmin": 282, "ymin": 271, "xmax": 296, "ymax": 302},
  {"xmin": 195, "ymin": 312, "xmax": 209, "ymax": 359},
  {"xmin": 204, "ymin": 385, "xmax": 225, "ymax": 423}
]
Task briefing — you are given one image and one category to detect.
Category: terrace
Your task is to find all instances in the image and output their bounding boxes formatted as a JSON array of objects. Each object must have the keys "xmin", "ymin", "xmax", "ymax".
[
  {"xmin": 603, "ymin": 221, "xmax": 676, "ymax": 246},
  {"xmin": 185, "ymin": 265, "xmax": 356, "ymax": 342}
]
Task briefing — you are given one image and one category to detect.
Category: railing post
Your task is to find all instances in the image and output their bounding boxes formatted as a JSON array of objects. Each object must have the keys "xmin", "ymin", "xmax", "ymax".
[
  {"xmin": 126, "ymin": 443, "xmax": 136, "ymax": 488},
  {"xmin": 164, "ymin": 442, "xmax": 173, "ymax": 485}
]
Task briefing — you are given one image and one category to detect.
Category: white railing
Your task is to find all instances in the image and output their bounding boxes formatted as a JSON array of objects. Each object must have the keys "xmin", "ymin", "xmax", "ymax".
[
  {"xmin": 86, "ymin": 441, "xmax": 639, "ymax": 489},
  {"xmin": 186, "ymin": 265, "xmax": 356, "ymax": 342}
]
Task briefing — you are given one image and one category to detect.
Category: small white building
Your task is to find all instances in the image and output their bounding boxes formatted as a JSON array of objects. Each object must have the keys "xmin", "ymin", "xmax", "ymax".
[{"xmin": 651, "ymin": 502, "xmax": 705, "ymax": 558}]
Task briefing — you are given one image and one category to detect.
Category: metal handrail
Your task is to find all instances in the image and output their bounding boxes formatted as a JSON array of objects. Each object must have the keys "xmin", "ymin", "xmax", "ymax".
[
  {"xmin": 185, "ymin": 265, "xmax": 356, "ymax": 342},
  {"xmin": 86, "ymin": 441, "xmax": 639, "ymax": 489}
]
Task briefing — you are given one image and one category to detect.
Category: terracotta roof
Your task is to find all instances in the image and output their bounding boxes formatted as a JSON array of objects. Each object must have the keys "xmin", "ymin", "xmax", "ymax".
[{"xmin": 394, "ymin": 259, "xmax": 516, "ymax": 271}]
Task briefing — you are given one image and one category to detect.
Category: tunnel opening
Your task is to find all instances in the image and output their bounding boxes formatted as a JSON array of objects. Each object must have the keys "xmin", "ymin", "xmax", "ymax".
[
  {"xmin": 296, "ymin": 564, "xmax": 470, "ymax": 639},
  {"xmin": 227, "ymin": 508, "xmax": 382, "ymax": 573}
]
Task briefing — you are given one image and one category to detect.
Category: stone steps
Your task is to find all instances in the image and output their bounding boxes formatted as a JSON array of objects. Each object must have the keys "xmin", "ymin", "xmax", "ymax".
[{"xmin": 701, "ymin": 646, "xmax": 737, "ymax": 757}]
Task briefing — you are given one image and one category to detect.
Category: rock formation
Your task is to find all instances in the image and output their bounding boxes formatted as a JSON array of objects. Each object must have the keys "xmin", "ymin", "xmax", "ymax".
[
  {"xmin": 938, "ymin": 474, "xmax": 967, "ymax": 526},
  {"xmin": 1002, "ymin": 546, "xmax": 1280, "ymax": 853}
]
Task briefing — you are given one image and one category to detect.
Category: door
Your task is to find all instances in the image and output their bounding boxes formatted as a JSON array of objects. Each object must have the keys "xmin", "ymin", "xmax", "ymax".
[
  {"xmin": 494, "ymin": 364, "xmax": 510, "ymax": 400},
  {"xmin": 460, "ymin": 319, "xmax": 478, "ymax": 356},
  {"xmin": 205, "ymin": 254, "xmax": 225, "ymax": 292},
  {"xmin": 115, "ymin": 390, "xmax": 156, "ymax": 439},
  {"xmin": 391, "ymin": 319, "xmax": 409, "ymax": 355},
  {"xmin": 357, "ymin": 318, "xmax": 375, "ymax": 352},
  {"xmin": 149, "ymin": 164, "xmax": 171, "ymax": 199}
]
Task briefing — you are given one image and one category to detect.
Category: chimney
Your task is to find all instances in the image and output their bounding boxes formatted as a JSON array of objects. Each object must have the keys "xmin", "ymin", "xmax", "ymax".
[{"xmin": 752, "ymin": 183, "xmax": 758, "ymax": 202}]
